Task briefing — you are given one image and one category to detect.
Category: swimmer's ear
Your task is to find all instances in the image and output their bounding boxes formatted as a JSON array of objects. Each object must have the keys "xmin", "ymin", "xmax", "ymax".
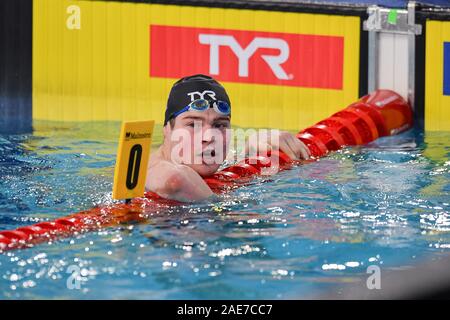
[{"xmin": 163, "ymin": 123, "xmax": 171, "ymax": 140}]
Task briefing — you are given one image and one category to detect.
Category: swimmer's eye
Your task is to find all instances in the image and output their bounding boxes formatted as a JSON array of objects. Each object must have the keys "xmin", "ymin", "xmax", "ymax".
[
  {"xmin": 186, "ymin": 122, "xmax": 195, "ymax": 128},
  {"xmin": 214, "ymin": 122, "xmax": 230, "ymax": 129}
]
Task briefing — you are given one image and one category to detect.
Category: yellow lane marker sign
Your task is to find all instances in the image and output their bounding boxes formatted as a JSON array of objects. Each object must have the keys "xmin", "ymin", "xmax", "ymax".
[{"xmin": 113, "ymin": 120, "xmax": 154, "ymax": 201}]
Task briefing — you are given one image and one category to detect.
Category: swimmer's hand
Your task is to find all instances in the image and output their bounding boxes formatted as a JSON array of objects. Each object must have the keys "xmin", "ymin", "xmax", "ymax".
[
  {"xmin": 245, "ymin": 130, "xmax": 310, "ymax": 161},
  {"xmin": 145, "ymin": 161, "xmax": 213, "ymax": 202}
]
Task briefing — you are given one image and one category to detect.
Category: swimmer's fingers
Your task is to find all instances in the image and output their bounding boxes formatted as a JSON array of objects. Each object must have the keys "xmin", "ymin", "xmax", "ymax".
[
  {"xmin": 247, "ymin": 130, "xmax": 310, "ymax": 160},
  {"xmin": 280, "ymin": 133, "xmax": 310, "ymax": 160},
  {"xmin": 278, "ymin": 133, "xmax": 298, "ymax": 160},
  {"xmin": 290, "ymin": 137, "xmax": 310, "ymax": 160}
]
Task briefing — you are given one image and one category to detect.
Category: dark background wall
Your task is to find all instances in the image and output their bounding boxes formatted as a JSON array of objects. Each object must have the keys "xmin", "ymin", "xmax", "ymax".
[
  {"xmin": 0, "ymin": 0, "xmax": 32, "ymax": 134},
  {"xmin": 146, "ymin": 0, "xmax": 450, "ymax": 9}
]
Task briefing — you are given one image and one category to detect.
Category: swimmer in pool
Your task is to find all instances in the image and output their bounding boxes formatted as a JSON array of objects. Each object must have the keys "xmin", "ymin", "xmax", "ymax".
[{"xmin": 145, "ymin": 74, "xmax": 310, "ymax": 202}]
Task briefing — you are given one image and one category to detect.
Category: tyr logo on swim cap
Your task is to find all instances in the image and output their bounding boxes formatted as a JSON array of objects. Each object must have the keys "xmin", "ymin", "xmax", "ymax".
[{"xmin": 164, "ymin": 74, "xmax": 231, "ymax": 126}]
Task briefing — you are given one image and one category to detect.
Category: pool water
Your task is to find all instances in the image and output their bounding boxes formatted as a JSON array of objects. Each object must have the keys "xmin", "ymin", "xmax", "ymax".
[{"xmin": 0, "ymin": 121, "xmax": 449, "ymax": 299}]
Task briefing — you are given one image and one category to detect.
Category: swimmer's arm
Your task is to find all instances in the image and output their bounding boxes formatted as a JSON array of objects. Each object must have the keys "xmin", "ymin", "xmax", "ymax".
[
  {"xmin": 245, "ymin": 130, "xmax": 310, "ymax": 160},
  {"xmin": 145, "ymin": 161, "xmax": 214, "ymax": 202}
]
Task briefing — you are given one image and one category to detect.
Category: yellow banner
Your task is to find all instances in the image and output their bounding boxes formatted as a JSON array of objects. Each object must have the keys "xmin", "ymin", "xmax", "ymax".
[
  {"xmin": 113, "ymin": 120, "xmax": 154, "ymax": 200},
  {"xmin": 33, "ymin": 0, "xmax": 361, "ymax": 131},
  {"xmin": 425, "ymin": 20, "xmax": 450, "ymax": 131}
]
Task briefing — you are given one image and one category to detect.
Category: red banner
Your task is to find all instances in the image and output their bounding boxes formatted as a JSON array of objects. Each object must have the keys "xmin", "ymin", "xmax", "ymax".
[{"xmin": 150, "ymin": 25, "xmax": 344, "ymax": 89}]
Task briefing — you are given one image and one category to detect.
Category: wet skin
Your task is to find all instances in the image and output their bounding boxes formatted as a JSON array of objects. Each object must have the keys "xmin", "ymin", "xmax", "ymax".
[{"xmin": 145, "ymin": 109, "xmax": 310, "ymax": 202}]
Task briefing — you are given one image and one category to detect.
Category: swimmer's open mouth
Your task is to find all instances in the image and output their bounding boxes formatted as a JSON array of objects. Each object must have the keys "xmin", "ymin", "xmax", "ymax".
[
  {"xmin": 197, "ymin": 148, "xmax": 216, "ymax": 157},
  {"xmin": 202, "ymin": 149, "xmax": 216, "ymax": 158},
  {"xmin": 199, "ymin": 149, "xmax": 218, "ymax": 165}
]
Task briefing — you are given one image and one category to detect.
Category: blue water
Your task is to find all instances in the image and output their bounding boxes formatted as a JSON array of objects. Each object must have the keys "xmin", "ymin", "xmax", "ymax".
[{"xmin": 0, "ymin": 121, "xmax": 449, "ymax": 299}]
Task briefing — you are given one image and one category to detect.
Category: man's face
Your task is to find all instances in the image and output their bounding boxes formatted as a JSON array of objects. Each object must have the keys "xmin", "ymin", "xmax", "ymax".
[{"xmin": 165, "ymin": 108, "xmax": 231, "ymax": 177}]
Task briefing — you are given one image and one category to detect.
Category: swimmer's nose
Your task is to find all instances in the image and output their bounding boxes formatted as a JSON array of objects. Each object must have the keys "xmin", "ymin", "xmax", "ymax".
[{"xmin": 202, "ymin": 126, "xmax": 216, "ymax": 143}]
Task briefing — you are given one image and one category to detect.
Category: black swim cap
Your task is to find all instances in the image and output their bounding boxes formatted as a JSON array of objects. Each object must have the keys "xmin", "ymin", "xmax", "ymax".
[{"xmin": 164, "ymin": 74, "xmax": 231, "ymax": 126}]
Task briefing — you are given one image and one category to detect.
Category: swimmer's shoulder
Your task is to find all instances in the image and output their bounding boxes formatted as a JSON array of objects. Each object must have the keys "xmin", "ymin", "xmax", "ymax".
[{"xmin": 148, "ymin": 147, "xmax": 165, "ymax": 169}]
